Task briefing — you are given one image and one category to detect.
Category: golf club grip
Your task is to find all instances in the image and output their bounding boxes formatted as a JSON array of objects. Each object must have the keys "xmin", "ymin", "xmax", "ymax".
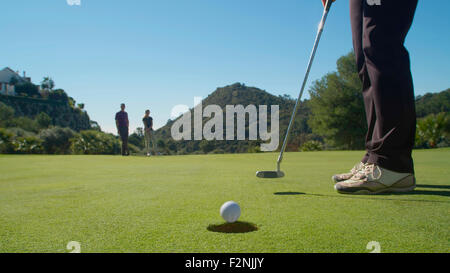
[{"xmin": 277, "ymin": 3, "xmax": 332, "ymax": 168}]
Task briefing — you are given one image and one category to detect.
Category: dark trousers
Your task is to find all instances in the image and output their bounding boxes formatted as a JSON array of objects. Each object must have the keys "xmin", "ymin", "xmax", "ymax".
[
  {"xmin": 350, "ymin": 0, "xmax": 418, "ymax": 173},
  {"xmin": 118, "ymin": 126, "xmax": 129, "ymax": 155}
]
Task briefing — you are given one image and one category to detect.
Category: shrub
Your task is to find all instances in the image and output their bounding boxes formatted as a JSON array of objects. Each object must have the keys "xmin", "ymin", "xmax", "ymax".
[
  {"xmin": 0, "ymin": 128, "xmax": 14, "ymax": 153},
  {"xmin": 15, "ymin": 82, "xmax": 40, "ymax": 97},
  {"xmin": 48, "ymin": 89, "xmax": 68, "ymax": 102},
  {"xmin": 127, "ymin": 143, "xmax": 141, "ymax": 154},
  {"xmin": 0, "ymin": 103, "xmax": 15, "ymax": 127},
  {"xmin": 36, "ymin": 112, "xmax": 52, "ymax": 129},
  {"xmin": 5, "ymin": 127, "xmax": 36, "ymax": 138},
  {"xmin": 129, "ymin": 133, "xmax": 144, "ymax": 149},
  {"xmin": 300, "ymin": 140, "xmax": 324, "ymax": 152},
  {"xmin": 247, "ymin": 146, "xmax": 262, "ymax": 153},
  {"xmin": 12, "ymin": 136, "xmax": 43, "ymax": 154},
  {"xmin": 40, "ymin": 127, "xmax": 77, "ymax": 154},
  {"xmin": 415, "ymin": 113, "xmax": 450, "ymax": 148},
  {"xmin": 70, "ymin": 130, "xmax": 120, "ymax": 155},
  {"xmin": 8, "ymin": 117, "xmax": 39, "ymax": 133},
  {"xmin": 199, "ymin": 140, "xmax": 214, "ymax": 154}
]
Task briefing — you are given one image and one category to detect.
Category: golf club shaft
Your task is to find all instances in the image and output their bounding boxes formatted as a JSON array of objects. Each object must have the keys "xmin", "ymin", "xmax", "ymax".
[{"xmin": 277, "ymin": 0, "xmax": 333, "ymax": 171}]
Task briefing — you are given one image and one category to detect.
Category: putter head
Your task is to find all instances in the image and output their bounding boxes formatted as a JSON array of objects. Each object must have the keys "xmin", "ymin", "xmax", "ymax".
[{"xmin": 256, "ymin": 171, "xmax": 285, "ymax": 179}]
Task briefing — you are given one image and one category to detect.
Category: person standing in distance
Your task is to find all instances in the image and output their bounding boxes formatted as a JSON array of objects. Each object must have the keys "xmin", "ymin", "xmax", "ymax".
[
  {"xmin": 142, "ymin": 109, "xmax": 156, "ymax": 157},
  {"xmin": 322, "ymin": 0, "xmax": 419, "ymax": 194},
  {"xmin": 115, "ymin": 103, "xmax": 130, "ymax": 156}
]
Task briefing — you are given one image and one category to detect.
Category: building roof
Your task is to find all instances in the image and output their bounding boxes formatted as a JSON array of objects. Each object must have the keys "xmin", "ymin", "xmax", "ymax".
[{"xmin": 0, "ymin": 67, "xmax": 26, "ymax": 84}]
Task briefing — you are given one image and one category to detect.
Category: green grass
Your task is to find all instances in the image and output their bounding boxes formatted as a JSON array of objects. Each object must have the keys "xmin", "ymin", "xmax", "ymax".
[{"xmin": 0, "ymin": 149, "xmax": 449, "ymax": 253}]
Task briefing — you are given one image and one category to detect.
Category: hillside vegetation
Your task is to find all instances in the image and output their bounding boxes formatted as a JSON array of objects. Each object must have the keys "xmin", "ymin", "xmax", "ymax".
[{"xmin": 1, "ymin": 53, "xmax": 449, "ymax": 155}]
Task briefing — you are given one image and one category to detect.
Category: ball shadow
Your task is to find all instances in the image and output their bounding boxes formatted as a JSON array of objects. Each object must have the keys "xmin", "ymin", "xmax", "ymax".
[{"xmin": 207, "ymin": 221, "xmax": 258, "ymax": 234}]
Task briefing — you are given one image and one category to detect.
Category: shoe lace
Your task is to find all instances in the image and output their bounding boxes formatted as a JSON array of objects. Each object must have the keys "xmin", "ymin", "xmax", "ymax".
[
  {"xmin": 350, "ymin": 162, "xmax": 364, "ymax": 174},
  {"xmin": 353, "ymin": 164, "xmax": 382, "ymax": 181}
]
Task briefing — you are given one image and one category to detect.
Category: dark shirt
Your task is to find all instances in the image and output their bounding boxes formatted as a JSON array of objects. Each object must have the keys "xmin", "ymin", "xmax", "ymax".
[
  {"xmin": 115, "ymin": 111, "xmax": 128, "ymax": 128},
  {"xmin": 143, "ymin": 116, "xmax": 153, "ymax": 129}
]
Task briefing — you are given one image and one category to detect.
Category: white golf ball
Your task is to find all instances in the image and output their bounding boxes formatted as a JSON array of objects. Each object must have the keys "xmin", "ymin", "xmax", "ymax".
[{"xmin": 220, "ymin": 201, "xmax": 241, "ymax": 223}]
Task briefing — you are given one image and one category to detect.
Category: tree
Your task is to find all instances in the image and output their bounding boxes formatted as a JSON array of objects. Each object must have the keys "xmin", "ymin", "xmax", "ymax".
[
  {"xmin": 135, "ymin": 127, "xmax": 144, "ymax": 138},
  {"xmin": 157, "ymin": 139, "xmax": 166, "ymax": 149},
  {"xmin": 308, "ymin": 52, "xmax": 366, "ymax": 149},
  {"xmin": 70, "ymin": 130, "xmax": 120, "ymax": 155},
  {"xmin": 199, "ymin": 140, "xmax": 214, "ymax": 153},
  {"xmin": 48, "ymin": 89, "xmax": 68, "ymax": 102},
  {"xmin": 415, "ymin": 89, "xmax": 450, "ymax": 118},
  {"xmin": 15, "ymin": 82, "xmax": 40, "ymax": 97},
  {"xmin": 41, "ymin": 77, "xmax": 55, "ymax": 91},
  {"xmin": 90, "ymin": 121, "xmax": 101, "ymax": 131},
  {"xmin": 0, "ymin": 102, "xmax": 15, "ymax": 127},
  {"xmin": 36, "ymin": 112, "xmax": 52, "ymax": 129},
  {"xmin": 39, "ymin": 127, "xmax": 77, "ymax": 154},
  {"xmin": 9, "ymin": 117, "xmax": 39, "ymax": 133},
  {"xmin": 0, "ymin": 128, "xmax": 14, "ymax": 153},
  {"xmin": 415, "ymin": 113, "xmax": 450, "ymax": 148}
]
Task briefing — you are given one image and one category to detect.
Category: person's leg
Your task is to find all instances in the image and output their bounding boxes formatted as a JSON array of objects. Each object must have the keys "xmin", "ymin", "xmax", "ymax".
[
  {"xmin": 350, "ymin": 0, "xmax": 372, "ymax": 164},
  {"xmin": 144, "ymin": 130, "xmax": 151, "ymax": 155},
  {"xmin": 119, "ymin": 127, "xmax": 126, "ymax": 155},
  {"xmin": 362, "ymin": 0, "xmax": 418, "ymax": 173},
  {"xmin": 150, "ymin": 131, "xmax": 157, "ymax": 154},
  {"xmin": 332, "ymin": 3, "xmax": 368, "ymax": 183},
  {"xmin": 123, "ymin": 129, "xmax": 129, "ymax": 155},
  {"xmin": 119, "ymin": 127, "xmax": 129, "ymax": 155}
]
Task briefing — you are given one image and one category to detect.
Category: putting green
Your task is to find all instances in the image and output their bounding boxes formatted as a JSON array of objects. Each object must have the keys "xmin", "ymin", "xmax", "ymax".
[{"xmin": 0, "ymin": 149, "xmax": 449, "ymax": 253}]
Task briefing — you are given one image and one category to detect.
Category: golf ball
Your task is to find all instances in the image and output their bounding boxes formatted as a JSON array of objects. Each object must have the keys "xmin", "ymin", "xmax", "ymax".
[{"xmin": 220, "ymin": 201, "xmax": 241, "ymax": 223}]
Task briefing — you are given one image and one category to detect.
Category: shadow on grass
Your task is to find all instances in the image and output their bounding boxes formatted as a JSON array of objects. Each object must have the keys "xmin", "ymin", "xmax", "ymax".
[
  {"xmin": 417, "ymin": 184, "xmax": 450, "ymax": 190},
  {"xmin": 380, "ymin": 190, "xmax": 450, "ymax": 197},
  {"xmin": 274, "ymin": 192, "xmax": 305, "ymax": 196},
  {"xmin": 207, "ymin": 222, "xmax": 258, "ymax": 234},
  {"xmin": 303, "ymin": 191, "xmax": 450, "ymax": 203}
]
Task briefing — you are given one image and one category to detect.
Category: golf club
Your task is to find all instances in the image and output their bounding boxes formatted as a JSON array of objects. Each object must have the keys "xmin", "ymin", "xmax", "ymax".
[{"xmin": 256, "ymin": 0, "xmax": 333, "ymax": 179}]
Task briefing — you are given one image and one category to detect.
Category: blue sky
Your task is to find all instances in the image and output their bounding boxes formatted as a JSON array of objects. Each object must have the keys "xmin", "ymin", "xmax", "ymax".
[{"xmin": 2, "ymin": 0, "xmax": 449, "ymax": 133}]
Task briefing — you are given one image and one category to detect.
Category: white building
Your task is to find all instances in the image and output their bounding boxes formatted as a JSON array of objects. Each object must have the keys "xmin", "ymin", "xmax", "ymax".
[{"xmin": 0, "ymin": 67, "xmax": 33, "ymax": 96}]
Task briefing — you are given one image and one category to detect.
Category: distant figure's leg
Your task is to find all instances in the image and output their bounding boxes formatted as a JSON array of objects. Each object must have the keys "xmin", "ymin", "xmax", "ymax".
[
  {"xmin": 124, "ymin": 130, "xmax": 129, "ymax": 155},
  {"xmin": 119, "ymin": 130, "xmax": 126, "ymax": 155},
  {"xmin": 144, "ymin": 131, "xmax": 151, "ymax": 155},
  {"xmin": 362, "ymin": 0, "xmax": 418, "ymax": 173},
  {"xmin": 120, "ymin": 127, "xmax": 129, "ymax": 156},
  {"xmin": 151, "ymin": 131, "xmax": 157, "ymax": 154}
]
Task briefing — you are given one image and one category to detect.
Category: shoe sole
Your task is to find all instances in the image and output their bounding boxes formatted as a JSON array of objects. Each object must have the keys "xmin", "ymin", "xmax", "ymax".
[
  {"xmin": 335, "ymin": 177, "xmax": 416, "ymax": 195},
  {"xmin": 335, "ymin": 185, "xmax": 416, "ymax": 195}
]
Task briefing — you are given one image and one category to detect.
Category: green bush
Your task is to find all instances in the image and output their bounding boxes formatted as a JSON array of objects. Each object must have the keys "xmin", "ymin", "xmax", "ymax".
[
  {"xmin": 70, "ymin": 130, "xmax": 120, "ymax": 155},
  {"xmin": 247, "ymin": 146, "xmax": 262, "ymax": 153},
  {"xmin": 48, "ymin": 89, "xmax": 69, "ymax": 102},
  {"xmin": 15, "ymin": 82, "xmax": 40, "ymax": 97},
  {"xmin": 415, "ymin": 112, "xmax": 450, "ymax": 148},
  {"xmin": 129, "ymin": 133, "xmax": 144, "ymax": 149},
  {"xmin": 36, "ymin": 112, "xmax": 52, "ymax": 129},
  {"xmin": 8, "ymin": 116, "xmax": 39, "ymax": 133},
  {"xmin": 199, "ymin": 140, "xmax": 214, "ymax": 154},
  {"xmin": 127, "ymin": 143, "xmax": 141, "ymax": 154},
  {"xmin": 300, "ymin": 140, "xmax": 324, "ymax": 152},
  {"xmin": 12, "ymin": 136, "xmax": 43, "ymax": 154},
  {"xmin": 0, "ymin": 102, "xmax": 15, "ymax": 127},
  {"xmin": 40, "ymin": 127, "xmax": 77, "ymax": 154},
  {"xmin": 5, "ymin": 127, "xmax": 36, "ymax": 138},
  {"xmin": 0, "ymin": 128, "xmax": 14, "ymax": 153}
]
